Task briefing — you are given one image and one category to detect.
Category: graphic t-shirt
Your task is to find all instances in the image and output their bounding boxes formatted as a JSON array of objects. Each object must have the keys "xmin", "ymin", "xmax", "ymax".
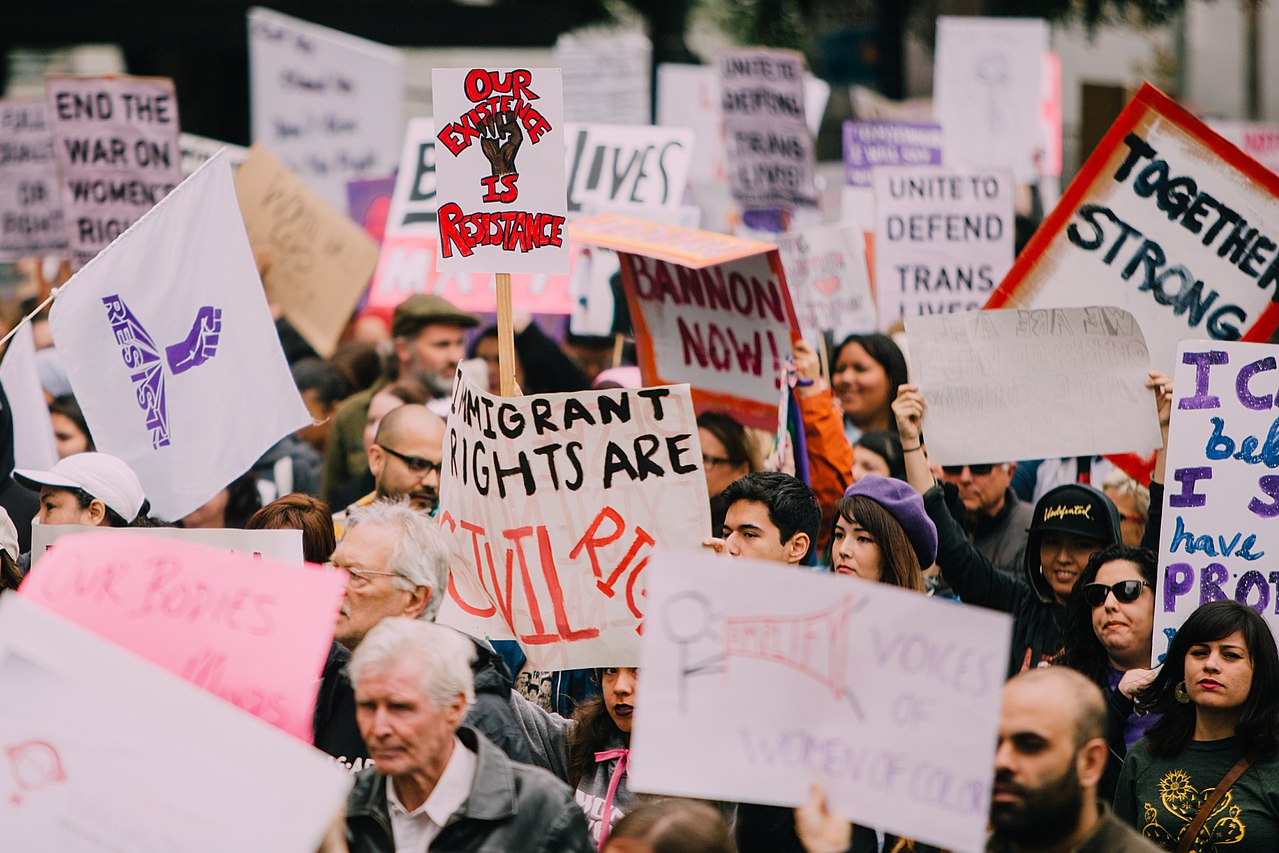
[{"xmin": 1115, "ymin": 736, "xmax": 1279, "ymax": 852}]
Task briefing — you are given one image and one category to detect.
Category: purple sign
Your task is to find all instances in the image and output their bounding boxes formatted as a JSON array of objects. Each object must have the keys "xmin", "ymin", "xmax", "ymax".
[{"xmin": 842, "ymin": 121, "xmax": 943, "ymax": 187}]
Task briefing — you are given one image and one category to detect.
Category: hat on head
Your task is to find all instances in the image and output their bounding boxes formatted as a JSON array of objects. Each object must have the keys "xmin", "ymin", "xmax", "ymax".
[
  {"xmin": 0, "ymin": 507, "xmax": 17, "ymax": 560},
  {"xmin": 391, "ymin": 295, "xmax": 479, "ymax": 338},
  {"xmin": 1023, "ymin": 483, "xmax": 1121, "ymax": 604},
  {"xmin": 843, "ymin": 475, "xmax": 937, "ymax": 567},
  {"xmin": 15, "ymin": 452, "xmax": 146, "ymax": 523}
]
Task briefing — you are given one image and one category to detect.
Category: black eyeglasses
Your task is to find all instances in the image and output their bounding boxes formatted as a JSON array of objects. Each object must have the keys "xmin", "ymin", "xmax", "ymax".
[
  {"xmin": 702, "ymin": 453, "xmax": 742, "ymax": 468},
  {"xmin": 1083, "ymin": 580, "xmax": 1152, "ymax": 607},
  {"xmin": 942, "ymin": 464, "xmax": 996, "ymax": 476},
  {"xmin": 378, "ymin": 444, "xmax": 442, "ymax": 476}
]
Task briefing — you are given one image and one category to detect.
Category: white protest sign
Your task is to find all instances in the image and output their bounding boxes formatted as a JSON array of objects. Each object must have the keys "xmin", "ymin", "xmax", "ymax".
[
  {"xmin": 0, "ymin": 98, "xmax": 66, "ymax": 258},
  {"xmin": 432, "ymin": 67, "xmax": 569, "ymax": 274},
  {"xmin": 565, "ymin": 123, "xmax": 694, "ymax": 213},
  {"xmin": 629, "ymin": 552, "xmax": 1011, "ymax": 853},
  {"xmin": 1212, "ymin": 121, "xmax": 1279, "ymax": 176},
  {"xmin": 719, "ymin": 49, "xmax": 815, "ymax": 210},
  {"xmin": 776, "ymin": 223, "xmax": 877, "ymax": 341},
  {"xmin": 435, "ymin": 371, "xmax": 710, "ymax": 669},
  {"xmin": 0, "ymin": 594, "xmax": 351, "ymax": 852},
  {"xmin": 385, "ymin": 117, "xmax": 439, "ymax": 237},
  {"xmin": 179, "ymin": 132, "xmax": 249, "ymax": 178},
  {"xmin": 1154, "ymin": 341, "xmax": 1279, "ymax": 659},
  {"xmin": 49, "ymin": 153, "xmax": 311, "ymax": 521},
  {"xmin": 986, "ymin": 84, "xmax": 1279, "ymax": 374},
  {"xmin": 657, "ymin": 64, "xmax": 727, "ymax": 186},
  {"xmin": 933, "ymin": 16, "xmax": 1048, "ymax": 183},
  {"xmin": 555, "ymin": 29, "xmax": 651, "ymax": 126},
  {"xmin": 45, "ymin": 75, "xmax": 181, "ymax": 269},
  {"xmin": 908, "ymin": 307, "xmax": 1161, "ymax": 466},
  {"xmin": 0, "ymin": 321, "xmax": 59, "ymax": 470},
  {"xmin": 30, "ymin": 523, "xmax": 303, "ymax": 566},
  {"xmin": 247, "ymin": 7, "xmax": 403, "ymax": 211},
  {"xmin": 874, "ymin": 167, "xmax": 1014, "ymax": 328}
]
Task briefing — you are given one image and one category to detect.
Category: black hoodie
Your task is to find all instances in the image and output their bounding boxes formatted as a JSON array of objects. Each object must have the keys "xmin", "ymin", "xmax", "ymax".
[
  {"xmin": 0, "ymin": 382, "xmax": 39, "ymax": 553},
  {"xmin": 925, "ymin": 482, "xmax": 1122, "ymax": 678}
]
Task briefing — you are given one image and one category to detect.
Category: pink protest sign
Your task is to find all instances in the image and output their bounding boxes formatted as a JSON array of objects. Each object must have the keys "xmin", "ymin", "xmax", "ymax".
[{"xmin": 18, "ymin": 530, "xmax": 346, "ymax": 742}]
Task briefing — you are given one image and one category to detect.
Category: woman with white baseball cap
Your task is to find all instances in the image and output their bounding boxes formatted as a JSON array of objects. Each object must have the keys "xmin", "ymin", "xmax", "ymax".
[{"xmin": 15, "ymin": 451, "xmax": 148, "ymax": 529}]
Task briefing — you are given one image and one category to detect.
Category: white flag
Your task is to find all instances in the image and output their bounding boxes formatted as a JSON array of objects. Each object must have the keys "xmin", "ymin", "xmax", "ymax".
[
  {"xmin": 0, "ymin": 322, "xmax": 59, "ymax": 470},
  {"xmin": 49, "ymin": 151, "xmax": 310, "ymax": 520}
]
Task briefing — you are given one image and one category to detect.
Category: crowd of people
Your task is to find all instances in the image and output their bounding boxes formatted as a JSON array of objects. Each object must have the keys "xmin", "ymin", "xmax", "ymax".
[{"xmin": 4, "ymin": 284, "xmax": 1277, "ymax": 853}]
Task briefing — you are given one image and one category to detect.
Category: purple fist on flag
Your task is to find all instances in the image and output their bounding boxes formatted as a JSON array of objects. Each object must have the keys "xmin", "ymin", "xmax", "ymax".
[{"xmin": 165, "ymin": 306, "xmax": 223, "ymax": 375}]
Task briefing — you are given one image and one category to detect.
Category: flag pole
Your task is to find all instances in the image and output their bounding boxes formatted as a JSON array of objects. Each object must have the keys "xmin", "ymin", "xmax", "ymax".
[{"xmin": 495, "ymin": 272, "xmax": 516, "ymax": 396}]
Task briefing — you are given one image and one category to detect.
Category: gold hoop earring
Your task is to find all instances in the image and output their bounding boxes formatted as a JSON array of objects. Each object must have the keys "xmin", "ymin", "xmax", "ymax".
[{"xmin": 1175, "ymin": 682, "xmax": 1191, "ymax": 704}]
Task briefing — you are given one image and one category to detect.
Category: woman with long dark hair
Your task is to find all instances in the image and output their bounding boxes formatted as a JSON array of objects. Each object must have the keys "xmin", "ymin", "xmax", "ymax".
[
  {"xmin": 1115, "ymin": 601, "xmax": 1279, "ymax": 849},
  {"xmin": 830, "ymin": 334, "xmax": 908, "ymax": 443},
  {"xmin": 1054, "ymin": 544, "xmax": 1159, "ymax": 802}
]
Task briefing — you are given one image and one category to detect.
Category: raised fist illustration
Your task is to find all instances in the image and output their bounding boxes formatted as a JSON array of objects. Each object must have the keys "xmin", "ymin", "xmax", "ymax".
[
  {"xmin": 479, "ymin": 110, "xmax": 523, "ymax": 177},
  {"xmin": 166, "ymin": 305, "xmax": 222, "ymax": 375}
]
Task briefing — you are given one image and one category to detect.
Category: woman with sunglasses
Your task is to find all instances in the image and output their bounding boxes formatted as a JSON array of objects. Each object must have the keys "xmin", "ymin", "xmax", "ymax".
[
  {"xmin": 1055, "ymin": 544, "xmax": 1159, "ymax": 802},
  {"xmin": 1115, "ymin": 601, "xmax": 1279, "ymax": 850}
]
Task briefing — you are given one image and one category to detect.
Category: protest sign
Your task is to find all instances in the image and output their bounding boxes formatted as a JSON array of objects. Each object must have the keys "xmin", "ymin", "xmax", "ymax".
[
  {"xmin": 1040, "ymin": 53, "xmax": 1063, "ymax": 178},
  {"xmin": 842, "ymin": 120, "xmax": 943, "ymax": 188},
  {"xmin": 432, "ymin": 67, "xmax": 569, "ymax": 274},
  {"xmin": 555, "ymin": 29, "xmax": 651, "ymax": 126},
  {"xmin": 986, "ymin": 84, "xmax": 1279, "ymax": 373},
  {"xmin": 718, "ymin": 48, "xmax": 815, "ymax": 210},
  {"xmin": 0, "ymin": 321, "xmax": 58, "ymax": 470},
  {"xmin": 1152, "ymin": 341, "xmax": 1279, "ymax": 658},
  {"xmin": 565, "ymin": 123, "xmax": 694, "ymax": 213},
  {"xmin": 45, "ymin": 75, "xmax": 181, "ymax": 268},
  {"xmin": 776, "ymin": 223, "xmax": 877, "ymax": 340},
  {"xmin": 1212, "ymin": 121, "xmax": 1279, "ymax": 175},
  {"xmin": 346, "ymin": 174, "xmax": 395, "ymax": 241},
  {"xmin": 247, "ymin": 7, "xmax": 403, "ymax": 211},
  {"xmin": 50, "ymin": 152, "xmax": 311, "ymax": 521},
  {"xmin": 657, "ymin": 64, "xmax": 728, "ymax": 186},
  {"xmin": 235, "ymin": 143, "xmax": 379, "ymax": 357},
  {"xmin": 0, "ymin": 98, "xmax": 66, "ymax": 258},
  {"xmin": 435, "ymin": 370, "xmax": 710, "ymax": 669},
  {"xmin": 571, "ymin": 213, "xmax": 775, "ymax": 268},
  {"xmin": 30, "ymin": 524, "xmax": 303, "ymax": 566},
  {"xmin": 908, "ymin": 307, "xmax": 1161, "ymax": 466},
  {"xmin": 179, "ymin": 132, "xmax": 249, "ymax": 178},
  {"xmin": 933, "ymin": 16, "xmax": 1049, "ymax": 183},
  {"xmin": 618, "ymin": 249, "xmax": 800, "ymax": 431},
  {"xmin": 19, "ymin": 530, "xmax": 344, "ymax": 741},
  {"xmin": 0, "ymin": 594, "xmax": 351, "ymax": 851},
  {"xmin": 874, "ymin": 166, "xmax": 1014, "ymax": 328},
  {"xmin": 629, "ymin": 552, "xmax": 1010, "ymax": 853}
]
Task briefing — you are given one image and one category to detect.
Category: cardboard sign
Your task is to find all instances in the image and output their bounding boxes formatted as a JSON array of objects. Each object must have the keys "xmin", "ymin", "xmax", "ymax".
[
  {"xmin": 986, "ymin": 84, "xmax": 1279, "ymax": 373},
  {"xmin": 842, "ymin": 120, "xmax": 943, "ymax": 188},
  {"xmin": 718, "ymin": 49, "xmax": 815, "ymax": 210},
  {"xmin": 565, "ymin": 123, "xmax": 694, "ymax": 212},
  {"xmin": 1153, "ymin": 341, "xmax": 1279, "ymax": 658},
  {"xmin": 19, "ymin": 530, "xmax": 345, "ymax": 742},
  {"xmin": 45, "ymin": 75, "xmax": 181, "ymax": 268},
  {"xmin": 629, "ymin": 552, "xmax": 1011, "ymax": 853},
  {"xmin": 933, "ymin": 16, "xmax": 1049, "ymax": 183},
  {"xmin": 908, "ymin": 307, "xmax": 1161, "ymax": 466},
  {"xmin": 776, "ymin": 223, "xmax": 877, "ymax": 340},
  {"xmin": 435, "ymin": 371, "xmax": 710, "ymax": 669},
  {"xmin": 235, "ymin": 143, "xmax": 379, "ymax": 357},
  {"xmin": 555, "ymin": 29, "xmax": 651, "ymax": 126},
  {"xmin": 0, "ymin": 98, "xmax": 66, "ymax": 258},
  {"xmin": 247, "ymin": 7, "xmax": 404, "ymax": 211},
  {"xmin": 1212, "ymin": 121, "xmax": 1279, "ymax": 175},
  {"xmin": 0, "ymin": 594, "xmax": 351, "ymax": 852},
  {"xmin": 617, "ymin": 248, "xmax": 801, "ymax": 430},
  {"xmin": 432, "ymin": 67, "xmax": 569, "ymax": 274},
  {"xmin": 30, "ymin": 524, "xmax": 303, "ymax": 566},
  {"xmin": 571, "ymin": 213, "xmax": 775, "ymax": 268},
  {"xmin": 875, "ymin": 166, "xmax": 1014, "ymax": 328}
]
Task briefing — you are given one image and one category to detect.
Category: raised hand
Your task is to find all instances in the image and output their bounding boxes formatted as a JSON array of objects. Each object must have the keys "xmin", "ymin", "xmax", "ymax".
[
  {"xmin": 892, "ymin": 383, "xmax": 926, "ymax": 447},
  {"xmin": 479, "ymin": 110, "xmax": 523, "ymax": 177},
  {"xmin": 165, "ymin": 306, "xmax": 222, "ymax": 375}
]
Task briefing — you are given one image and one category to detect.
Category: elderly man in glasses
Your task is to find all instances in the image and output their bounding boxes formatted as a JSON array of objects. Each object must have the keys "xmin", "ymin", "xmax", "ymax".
[
  {"xmin": 324, "ymin": 498, "xmax": 532, "ymax": 769},
  {"xmin": 334, "ymin": 404, "xmax": 446, "ymax": 537},
  {"xmin": 938, "ymin": 460, "xmax": 1034, "ymax": 582}
]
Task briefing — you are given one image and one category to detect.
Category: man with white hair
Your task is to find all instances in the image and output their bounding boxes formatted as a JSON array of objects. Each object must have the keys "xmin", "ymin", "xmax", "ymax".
[
  {"xmin": 345, "ymin": 618, "xmax": 593, "ymax": 853},
  {"xmin": 323, "ymin": 498, "xmax": 530, "ymax": 769}
]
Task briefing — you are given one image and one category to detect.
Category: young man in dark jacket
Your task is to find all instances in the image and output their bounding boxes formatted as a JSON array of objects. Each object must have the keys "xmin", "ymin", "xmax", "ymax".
[{"xmin": 895, "ymin": 385, "xmax": 1122, "ymax": 677}]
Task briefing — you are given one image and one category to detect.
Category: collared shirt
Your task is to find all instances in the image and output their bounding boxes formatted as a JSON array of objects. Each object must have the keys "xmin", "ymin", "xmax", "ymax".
[{"xmin": 387, "ymin": 737, "xmax": 477, "ymax": 851}]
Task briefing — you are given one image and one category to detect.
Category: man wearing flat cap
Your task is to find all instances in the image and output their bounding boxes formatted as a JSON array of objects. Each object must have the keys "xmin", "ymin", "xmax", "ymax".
[{"xmin": 322, "ymin": 296, "xmax": 478, "ymax": 504}]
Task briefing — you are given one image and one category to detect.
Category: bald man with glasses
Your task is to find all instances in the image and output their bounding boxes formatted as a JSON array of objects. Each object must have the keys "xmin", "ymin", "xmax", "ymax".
[{"xmin": 334, "ymin": 404, "xmax": 446, "ymax": 537}]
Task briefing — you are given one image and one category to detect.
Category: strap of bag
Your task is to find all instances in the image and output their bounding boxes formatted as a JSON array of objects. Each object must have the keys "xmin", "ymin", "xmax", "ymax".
[{"xmin": 1173, "ymin": 754, "xmax": 1254, "ymax": 853}]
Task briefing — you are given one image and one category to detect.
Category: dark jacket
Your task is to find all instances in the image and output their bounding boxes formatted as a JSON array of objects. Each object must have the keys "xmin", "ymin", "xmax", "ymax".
[
  {"xmin": 0, "ymin": 382, "xmax": 38, "ymax": 553},
  {"xmin": 986, "ymin": 802, "xmax": 1160, "ymax": 852},
  {"xmin": 735, "ymin": 802, "xmax": 942, "ymax": 853},
  {"xmin": 345, "ymin": 725, "xmax": 593, "ymax": 853},
  {"xmin": 924, "ymin": 483, "xmax": 1122, "ymax": 677},
  {"xmin": 971, "ymin": 487, "xmax": 1035, "ymax": 581},
  {"xmin": 314, "ymin": 634, "xmax": 533, "ymax": 771}
]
